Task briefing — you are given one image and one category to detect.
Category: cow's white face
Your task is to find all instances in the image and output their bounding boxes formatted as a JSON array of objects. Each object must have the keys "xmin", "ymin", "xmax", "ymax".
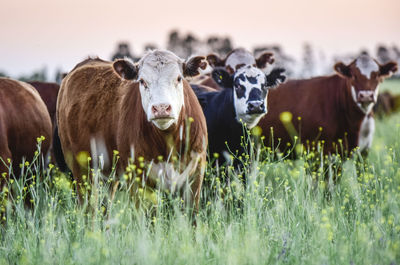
[
  {"xmin": 335, "ymin": 54, "xmax": 398, "ymax": 114},
  {"xmin": 138, "ymin": 52, "xmax": 185, "ymax": 130},
  {"xmin": 232, "ymin": 66, "xmax": 269, "ymax": 128},
  {"xmin": 112, "ymin": 50, "xmax": 207, "ymax": 131},
  {"xmin": 212, "ymin": 65, "xmax": 286, "ymax": 129}
]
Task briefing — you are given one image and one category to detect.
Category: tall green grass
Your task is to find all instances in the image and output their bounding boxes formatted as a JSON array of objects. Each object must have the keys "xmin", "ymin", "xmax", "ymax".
[{"xmin": 1, "ymin": 80, "xmax": 400, "ymax": 265}]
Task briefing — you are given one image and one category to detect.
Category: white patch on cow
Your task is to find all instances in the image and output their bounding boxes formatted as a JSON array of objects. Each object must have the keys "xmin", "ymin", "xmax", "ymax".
[
  {"xmin": 233, "ymin": 66, "xmax": 268, "ymax": 128},
  {"xmin": 89, "ymin": 137, "xmax": 110, "ymax": 171},
  {"xmin": 355, "ymin": 55, "xmax": 379, "ymax": 79},
  {"xmin": 137, "ymin": 50, "xmax": 185, "ymax": 130},
  {"xmin": 374, "ymin": 87, "xmax": 379, "ymax": 102},
  {"xmin": 351, "ymin": 86, "xmax": 375, "ymax": 114},
  {"xmin": 225, "ymin": 49, "xmax": 256, "ymax": 71},
  {"xmin": 358, "ymin": 115, "xmax": 375, "ymax": 152},
  {"xmin": 147, "ymin": 151, "xmax": 201, "ymax": 193}
]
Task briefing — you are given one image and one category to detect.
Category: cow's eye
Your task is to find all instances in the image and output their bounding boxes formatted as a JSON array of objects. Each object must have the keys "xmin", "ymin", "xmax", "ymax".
[
  {"xmin": 139, "ymin": 79, "xmax": 148, "ymax": 88},
  {"xmin": 177, "ymin": 76, "xmax": 182, "ymax": 82},
  {"xmin": 235, "ymin": 85, "xmax": 246, "ymax": 98}
]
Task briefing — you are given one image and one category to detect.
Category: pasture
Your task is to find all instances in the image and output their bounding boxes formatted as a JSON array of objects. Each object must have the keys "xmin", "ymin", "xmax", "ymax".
[{"xmin": 1, "ymin": 80, "xmax": 400, "ymax": 265}]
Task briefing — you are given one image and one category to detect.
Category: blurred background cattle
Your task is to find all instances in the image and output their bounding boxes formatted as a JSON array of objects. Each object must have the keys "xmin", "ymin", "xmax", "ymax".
[{"xmin": 1, "ymin": 30, "xmax": 399, "ymax": 84}]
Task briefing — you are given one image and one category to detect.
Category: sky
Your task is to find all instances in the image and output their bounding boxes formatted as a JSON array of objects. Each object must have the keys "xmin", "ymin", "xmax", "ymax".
[{"xmin": 0, "ymin": 0, "xmax": 399, "ymax": 80}]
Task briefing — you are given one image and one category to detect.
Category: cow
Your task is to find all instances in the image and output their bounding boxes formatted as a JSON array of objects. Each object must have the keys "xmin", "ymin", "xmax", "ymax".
[
  {"xmin": 192, "ymin": 48, "xmax": 275, "ymax": 91},
  {"xmin": 28, "ymin": 81, "xmax": 63, "ymax": 168},
  {"xmin": 0, "ymin": 78, "xmax": 52, "ymax": 187},
  {"xmin": 373, "ymin": 91, "xmax": 400, "ymax": 118},
  {"xmin": 257, "ymin": 54, "xmax": 398, "ymax": 156},
  {"xmin": 190, "ymin": 83, "xmax": 217, "ymax": 95},
  {"xmin": 28, "ymin": 81, "xmax": 60, "ymax": 125},
  {"xmin": 194, "ymin": 65, "xmax": 286, "ymax": 167},
  {"xmin": 56, "ymin": 50, "xmax": 208, "ymax": 210}
]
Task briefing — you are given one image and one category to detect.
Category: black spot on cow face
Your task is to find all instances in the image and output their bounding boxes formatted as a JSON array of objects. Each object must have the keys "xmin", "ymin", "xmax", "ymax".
[
  {"xmin": 246, "ymin": 75, "xmax": 258, "ymax": 85},
  {"xmin": 234, "ymin": 74, "xmax": 246, "ymax": 98},
  {"xmin": 247, "ymin": 87, "xmax": 265, "ymax": 102}
]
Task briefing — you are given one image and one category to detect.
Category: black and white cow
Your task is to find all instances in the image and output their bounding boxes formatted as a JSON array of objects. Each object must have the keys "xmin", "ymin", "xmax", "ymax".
[{"xmin": 194, "ymin": 65, "xmax": 286, "ymax": 166}]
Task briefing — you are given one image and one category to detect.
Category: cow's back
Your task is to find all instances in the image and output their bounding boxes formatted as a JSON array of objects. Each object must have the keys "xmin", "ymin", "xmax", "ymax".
[
  {"xmin": 0, "ymin": 78, "xmax": 52, "ymax": 176},
  {"xmin": 198, "ymin": 76, "xmax": 221, "ymax": 90},
  {"xmin": 57, "ymin": 59, "xmax": 123, "ymax": 170}
]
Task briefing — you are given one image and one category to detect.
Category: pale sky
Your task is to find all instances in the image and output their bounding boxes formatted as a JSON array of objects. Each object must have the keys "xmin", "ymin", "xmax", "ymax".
[{"xmin": 0, "ymin": 0, "xmax": 399, "ymax": 79}]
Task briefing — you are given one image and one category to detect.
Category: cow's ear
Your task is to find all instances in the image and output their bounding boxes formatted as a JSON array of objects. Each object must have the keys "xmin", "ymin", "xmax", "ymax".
[
  {"xmin": 379, "ymin": 61, "xmax": 398, "ymax": 78},
  {"xmin": 113, "ymin": 59, "xmax": 138, "ymax": 80},
  {"xmin": 183, "ymin": 56, "xmax": 208, "ymax": 77},
  {"xmin": 256, "ymin": 52, "xmax": 275, "ymax": 69},
  {"xmin": 211, "ymin": 67, "xmax": 233, "ymax": 89},
  {"xmin": 334, "ymin": 62, "xmax": 352, "ymax": 78},
  {"xmin": 206, "ymin": 54, "xmax": 225, "ymax": 68},
  {"xmin": 266, "ymin": 68, "xmax": 286, "ymax": 88}
]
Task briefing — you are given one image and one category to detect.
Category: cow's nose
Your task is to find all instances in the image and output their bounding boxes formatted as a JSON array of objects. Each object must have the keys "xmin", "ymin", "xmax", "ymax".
[
  {"xmin": 247, "ymin": 101, "xmax": 265, "ymax": 114},
  {"xmin": 152, "ymin": 104, "xmax": 172, "ymax": 118},
  {"xmin": 358, "ymin": 91, "xmax": 375, "ymax": 103}
]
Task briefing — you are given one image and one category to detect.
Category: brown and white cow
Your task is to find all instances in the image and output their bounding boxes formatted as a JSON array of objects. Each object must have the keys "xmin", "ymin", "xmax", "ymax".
[
  {"xmin": 57, "ymin": 50, "xmax": 208, "ymax": 209},
  {"xmin": 0, "ymin": 78, "xmax": 52, "ymax": 186},
  {"xmin": 258, "ymin": 54, "xmax": 398, "ymax": 155},
  {"xmin": 193, "ymin": 48, "xmax": 275, "ymax": 91}
]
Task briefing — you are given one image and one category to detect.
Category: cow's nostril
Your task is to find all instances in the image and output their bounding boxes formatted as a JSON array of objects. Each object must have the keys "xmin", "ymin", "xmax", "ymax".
[
  {"xmin": 152, "ymin": 104, "xmax": 173, "ymax": 118},
  {"xmin": 247, "ymin": 101, "xmax": 264, "ymax": 113}
]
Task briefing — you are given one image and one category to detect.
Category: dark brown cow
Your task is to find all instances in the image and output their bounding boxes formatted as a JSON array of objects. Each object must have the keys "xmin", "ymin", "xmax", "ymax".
[
  {"xmin": 373, "ymin": 91, "xmax": 400, "ymax": 118},
  {"xmin": 0, "ymin": 78, "xmax": 52, "ymax": 186},
  {"xmin": 28, "ymin": 81, "xmax": 60, "ymax": 125},
  {"xmin": 193, "ymin": 48, "xmax": 275, "ymax": 91},
  {"xmin": 258, "ymin": 54, "xmax": 398, "ymax": 155},
  {"xmin": 28, "ymin": 82, "xmax": 64, "ymax": 171},
  {"xmin": 57, "ymin": 50, "xmax": 208, "ymax": 209}
]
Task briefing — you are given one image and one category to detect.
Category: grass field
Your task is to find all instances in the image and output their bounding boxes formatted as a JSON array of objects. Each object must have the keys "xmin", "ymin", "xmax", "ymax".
[{"xmin": 1, "ymin": 80, "xmax": 400, "ymax": 265}]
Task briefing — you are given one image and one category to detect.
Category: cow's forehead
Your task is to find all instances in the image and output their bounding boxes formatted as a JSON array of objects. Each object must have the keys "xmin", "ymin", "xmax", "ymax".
[
  {"xmin": 354, "ymin": 55, "xmax": 379, "ymax": 79},
  {"xmin": 234, "ymin": 66, "xmax": 265, "ymax": 83},
  {"xmin": 138, "ymin": 50, "xmax": 183, "ymax": 80},
  {"xmin": 225, "ymin": 49, "xmax": 256, "ymax": 70}
]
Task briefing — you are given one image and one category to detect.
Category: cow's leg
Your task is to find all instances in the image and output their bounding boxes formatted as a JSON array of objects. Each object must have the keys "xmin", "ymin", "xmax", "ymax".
[
  {"xmin": 71, "ymin": 160, "xmax": 89, "ymax": 205},
  {"xmin": 188, "ymin": 154, "xmax": 206, "ymax": 222}
]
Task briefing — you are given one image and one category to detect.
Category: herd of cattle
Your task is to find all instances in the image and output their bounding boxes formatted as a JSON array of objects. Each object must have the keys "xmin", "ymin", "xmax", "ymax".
[{"xmin": 0, "ymin": 48, "xmax": 398, "ymax": 209}]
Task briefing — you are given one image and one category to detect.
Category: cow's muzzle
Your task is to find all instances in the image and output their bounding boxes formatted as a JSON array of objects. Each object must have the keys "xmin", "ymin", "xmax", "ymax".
[
  {"xmin": 247, "ymin": 101, "xmax": 266, "ymax": 114},
  {"xmin": 151, "ymin": 104, "xmax": 173, "ymax": 119},
  {"xmin": 357, "ymin": 91, "xmax": 376, "ymax": 104}
]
